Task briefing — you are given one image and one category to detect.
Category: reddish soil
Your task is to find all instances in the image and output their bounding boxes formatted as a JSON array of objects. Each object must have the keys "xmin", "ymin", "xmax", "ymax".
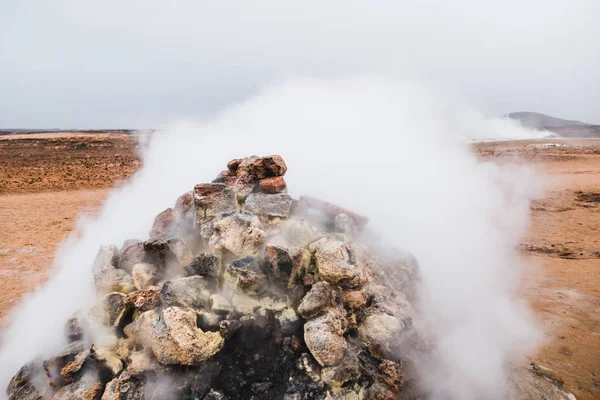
[{"xmin": 0, "ymin": 134, "xmax": 599, "ymax": 398}]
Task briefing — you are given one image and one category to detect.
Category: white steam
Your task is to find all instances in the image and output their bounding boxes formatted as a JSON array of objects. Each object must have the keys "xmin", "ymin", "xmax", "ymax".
[{"xmin": 0, "ymin": 78, "xmax": 542, "ymax": 399}]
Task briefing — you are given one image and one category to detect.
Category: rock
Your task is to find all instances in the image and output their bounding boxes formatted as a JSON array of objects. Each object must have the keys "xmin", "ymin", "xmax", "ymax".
[
  {"xmin": 184, "ymin": 252, "xmax": 221, "ymax": 278},
  {"xmin": 123, "ymin": 309, "xmax": 160, "ymax": 346},
  {"xmin": 242, "ymin": 155, "xmax": 287, "ymax": 179},
  {"xmin": 258, "ymin": 176, "xmax": 287, "ymax": 194},
  {"xmin": 375, "ymin": 251, "xmax": 420, "ymax": 301},
  {"xmin": 210, "ymin": 294, "xmax": 233, "ymax": 315},
  {"xmin": 321, "ymin": 355, "xmax": 360, "ymax": 388},
  {"xmin": 149, "ymin": 208, "xmax": 176, "ymax": 239},
  {"xmin": 93, "ymin": 246, "xmax": 135, "ymax": 295},
  {"xmin": 244, "ymin": 193, "xmax": 293, "ymax": 218},
  {"xmin": 193, "ymin": 183, "xmax": 237, "ymax": 225},
  {"xmin": 197, "ymin": 312, "xmax": 225, "ymax": 331},
  {"xmin": 7, "ymin": 362, "xmax": 47, "ymax": 400},
  {"xmin": 151, "ymin": 307, "xmax": 224, "ymax": 365},
  {"xmin": 127, "ymin": 348, "xmax": 160, "ymax": 374},
  {"xmin": 101, "ymin": 372, "xmax": 144, "ymax": 400},
  {"xmin": 125, "ymin": 287, "xmax": 161, "ymax": 312},
  {"xmin": 231, "ymin": 293, "xmax": 261, "ymax": 315},
  {"xmin": 334, "ymin": 213, "xmax": 357, "ymax": 239},
  {"xmin": 218, "ymin": 173, "xmax": 259, "ymax": 202},
  {"xmin": 341, "ymin": 289, "xmax": 368, "ymax": 310},
  {"xmin": 223, "ymin": 257, "xmax": 267, "ymax": 295},
  {"xmin": 142, "ymin": 239, "xmax": 174, "ymax": 269},
  {"xmin": 298, "ymin": 281, "xmax": 333, "ymax": 319},
  {"xmin": 113, "ymin": 338, "xmax": 135, "ymax": 360},
  {"xmin": 95, "ymin": 292, "xmax": 129, "ymax": 327},
  {"xmin": 227, "ymin": 158, "xmax": 243, "ymax": 172},
  {"xmin": 359, "ymin": 313, "xmax": 409, "ymax": 353},
  {"xmin": 166, "ymin": 238, "xmax": 194, "ymax": 267},
  {"xmin": 208, "ymin": 213, "xmax": 265, "ymax": 258},
  {"xmin": 52, "ymin": 372, "xmax": 104, "ymax": 400},
  {"xmin": 131, "ymin": 263, "xmax": 158, "ymax": 290},
  {"xmin": 276, "ymin": 307, "xmax": 302, "ymax": 336},
  {"xmin": 280, "ymin": 218, "xmax": 327, "ymax": 248},
  {"xmin": 174, "ymin": 191, "xmax": 194, "ymax": 216},
  {"xmin": 304, "ymin": 310, "xmax": 348, "ymax": 367},
  {"xmin": 160, "ymin": 276, "xmax": 211, "ymax": 311},
  {"xmin": 262, "ymin": 244, "xmax": 311, "ymax": 288},
  {"xmin": 90, "ymin": 345, "xmax": 123, "ymax": 378},
  {"xmin": 309, "ymin": 237, "xmax": 358, "ymax": 284},
  {"xmin": 119, "ymin": 242, "xmax": 145, "ymax": 274},
  {"xmin": 259, "ymin": 296, "xmax": 287, "ymax": 312},
  {"xmin": 43, "ymin": 341, "xmax": 86, "ymax": 386}
]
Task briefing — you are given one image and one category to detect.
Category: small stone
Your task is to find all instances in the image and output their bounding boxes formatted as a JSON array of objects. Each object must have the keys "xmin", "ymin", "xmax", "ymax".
[
  {"xmin": 244, "ymin": 155, "xmax": 288, "ymax": 178},
  {"xmin": 160, "ymin": 276, "xmax": 211, "ymax": 311},
  {"xmin": 259, "ymin": 176, "xmax": 287, "ymax": 194},
  {"xmin": 341, "ymin": 289, "xmax": 368, "ymax": 309},
  {"xmin": 52, "ymin": 372, "xmax": 104, "ymax": 400},
  {"xmin": 208, "ymin": 212, "xmax": 266, "ymax": 258},
  {"xmin": 149, "ymin": 208, "xmax": 176, "ymax": 239},
  {"xmin": 244, "ymin": 193, "xmax": 293, "ymax": 218},
  {"xmin": 321, "ymin": 356, "xmax": 360, "ymax": 388},
  {"xmin": 227, "ymin": 158, "xmax": 243, "ymax": 172},
  {"xmin": 359, "ymin": 313, "xmax": 409, "ymax": 354},
  {"xmin": 223, "ymin": 257, "xmax": 267, "ymax": 295},
  {"xmin": 64, "ymin": 314, "xmax": 84, "ymax": 342},
  {"xmin": 304, "ymin": 310, "xmax": 348, "ymax": 367},
  {"xmin": 193, "ymin": 183, "xmax": 236, "ymax": 225},
  {"xmin": 60, "ymin": 349, "xmax": 89, "ymax": 383},
  {"xmin": 298, "ymin": 281, "xmax": 333, "ymax": 319},
  {"xmin": 219, "ymin": 319, "xmax": 242, "ymax": 339},
  {"xmin": 210, "ymin": 294, "xmax": 233, "ymax": 315},
  {"xmin": 259, "ymin": 296, "xmax": 287, "ymax": 312},
  {"xmin": 184, "ymin": 252, "xmax": 221, "ymax": 278},
  {"xmin": 131, "ymin": 263, "xmax": 158, "ymax": 290},
  {"xmin": 127, "ymin": 348, "xmax": 160, "ymax": 374}
]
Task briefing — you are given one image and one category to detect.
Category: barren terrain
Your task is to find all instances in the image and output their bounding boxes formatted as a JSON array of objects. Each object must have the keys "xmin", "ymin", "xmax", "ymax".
[{"xmin": 0, "ymin": 134, "xmax": 598, "ymax": 398}]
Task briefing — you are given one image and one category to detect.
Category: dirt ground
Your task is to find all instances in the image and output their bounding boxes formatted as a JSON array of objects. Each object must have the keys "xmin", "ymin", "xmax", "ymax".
[{"xmin": 0, "ymin": 134, "xmax": 599, "ymax": 398}]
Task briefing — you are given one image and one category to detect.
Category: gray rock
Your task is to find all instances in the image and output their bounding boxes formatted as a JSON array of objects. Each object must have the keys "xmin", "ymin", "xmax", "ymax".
[
  {"xmin": 321, "ymin": 355, "xmax": 360, "ymax": 388},
  {"xmin": 279, "ymin": 218, "xmax": 327, "ymax": 248},
  {"xmin": 6, "ymin": 362, "xmax": 47, "ymax": 400},
  {"xmin": 298, "ymin": 281, "xmax": 333, "ymax": 319},
  {"xmin": 304, "ymin": 309, "xmax": 348, "ymax": 367},
  {"xmin": 160, "ymin": 276, "xmax": 211, "ymax": 311},
  {"xmin": 262, "ymin": 244, "xmax": 311, "ymax": 288},
  {"xmin": 95, "ymin": 292, "xmax": 128, "ymax": 327},
  {"xmin": 184, "ymin": 252, "xmax": 221, "ymax": 278},
  {"xmin": 93, "ymin": 246, "xmax": 135, "ymax": 295},
  {"xmin": 197, "ymin": 312, "xmax": 225, "ymax": 331},
  {"xmin": 358, "ymin": 313, "xmax": 410, "ymax": 353},
  {"xmin": 244, "ymin": 193, "xmax": 293, "ymax": 218},
  {"xmin": 166, "ymin": 237, "xmax": 194, "ymax": 267},
  {"xmin": 208, "ymin": 213, "xmax": 265, "ymax": 258},
  {"xmin": 309, "ymin": 237, "xmax": 358, "ymax": 284},
  {"xmin": 210, "ymin": 294, "xmax": 233, "ymax": 315},
  {"xmin": 193, "ymin": 183, "xmax": 237, "ymax": 226},
  {"xmin": 101, "ymin": 371, "xmax": 144, "ymax": 400},
  {"xmin": 334, "ymin": 213, "xmax": 357, "ymax": 240},
  {"xmin": 51, "ymin": 372, "xmax": 104, "ymax": 400},
  {"xmin": 223, "ymin": 257, "xmax": 267, "ymax": 295}
]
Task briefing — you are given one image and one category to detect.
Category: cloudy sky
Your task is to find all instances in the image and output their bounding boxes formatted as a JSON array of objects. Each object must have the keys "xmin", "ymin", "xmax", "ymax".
[{"xmin": 1, "ymin": 0, "xmax": 598, "ymax": 128}]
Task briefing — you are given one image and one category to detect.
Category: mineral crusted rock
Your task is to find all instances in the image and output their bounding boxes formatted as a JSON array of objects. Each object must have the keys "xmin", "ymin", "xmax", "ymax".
[
  {"xmin": 320, "ymin": 355, "xmax": 360, "ymax": 388},
  {"xmin": 160, "ymin": 276, "xmax": 211, "ymax": 310},
  {"xmin": 231, "ymin": 293, "xmax": 261, "ymax": 315},
  {"xmin": 43, "ymin": 341, "xmax": 86, "ymax": 386},
  {"xmin": 101, "ymin": 371, "xmax": 144, "ymax": 400},
  {"xmin": 341, "ymin": 288, "xmax": 368, "ymax": 310},
  {"xmin": 125, "ymin": 287, "xmax": 161, "ymax": 312},
  {"xmin": 223, "ymin": 257, "xmax": 267, "ymax": 295},
  {"xmin": 216, "ymin": 173, "xmax": 258, "ymax": 202},
  {"xmin": 309, "ymin": 237, "xmax": 359, "ymax": 284},
  {"xmin": 359, "ymin": 313, "xmax": 409, "ymax": 353},
  {"xmin": 93, "ymin": 246, "xmax": 135, "ymax": 295},
  {"xmin": 184, "ymin": 252, "xmax": 220, "ymax": 278},
  {"xmin": 131, "ymin": 262, "xmax": 158, "ymax": 290},
  {"xmin": 208, "ymin": 213, "xmax": 265, "ymax": 258},
  {"xmin": 258, "ymin": 176, "xmax": 287, "ymax": 194},
  {"xmin": 151, "ymin": 307, "xmax": 224, "ymax": 365},
  {"xmin": 244, "ymin": 193, "xmax": 293, "ymax": 218},
  {"xmin": 194, "ymin": 183, "xmax": 237, "ymax": 225},
  {"xmin": 298, "ymin": 281, "xmax": 333, "ymax": 319},
  {"xmin": 262, "ymin": 244, "xmax": 310, "ymax": 288},
  {"xmin": 300, "ymin": 195, "xmax": 369, "ymax": 227},
  {"xmin": 52, "ymin": 372, "xmax": 104, "ymax": 400},
  {"xmin": 127, "ymin": 348, "xmax": 160, "ymax": 374},
  {"xmin": 7, "ymin": 362, "xmax": 47, "ymax": 400},
  {"xmin": 149, "ymin": 207, "xmax": 176, "ymax": 239},
  {"xmin": 304, "ymin": 309, "xmax": 348, "ymax": 367},
  {"xmin": 166, "ymin": 237, "xmax": 194, "ymax": 267},
  {"xmin": 90, "ymin": 344, "xmax": 123, "ymax": 378},
  {"xmin": 95, "ymin": 292, "xmax": 128, "ymax": 327},
  {"xmin": 240, "ymin": 155, "xmax": 288, "ymax": 179}
]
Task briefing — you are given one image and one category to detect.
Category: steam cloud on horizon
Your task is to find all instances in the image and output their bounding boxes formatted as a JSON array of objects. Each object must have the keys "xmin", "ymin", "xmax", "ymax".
[{"xmin": 0, "ymin": 78, "xmax": 544, "ymax": 399}]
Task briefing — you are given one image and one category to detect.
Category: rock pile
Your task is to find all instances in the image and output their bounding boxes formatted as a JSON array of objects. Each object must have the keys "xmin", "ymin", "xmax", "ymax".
[{"xmin": 7, "ymin": 155, "xmax": 421, "ymax": 400}]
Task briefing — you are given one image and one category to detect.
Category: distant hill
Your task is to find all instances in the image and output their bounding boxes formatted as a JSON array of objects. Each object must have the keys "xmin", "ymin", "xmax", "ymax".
[{"xmin": 506, "ymin": 112, "xmax": 600, "ymax": 138}]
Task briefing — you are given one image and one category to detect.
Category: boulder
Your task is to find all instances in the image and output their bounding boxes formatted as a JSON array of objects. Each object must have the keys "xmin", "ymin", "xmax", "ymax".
[
  {"xmin": 304, "ymin": 310, "xmax": 348, "ymax": 367},
  {"xmin": 127, "ymin": 348, "xmax": 160, "ymax": 374},
  {"xmin": 359, "ymin": 313, "xmax": 410, "ymax": 354},
  {"xmin": 131, "ymin": 263, "xmax": 158, "ymax": 290},
  {"xmin": 193, "ymin": 183, "xmax": 236, "ymax": 225},
  {"xmin": 216, "ymin": 173, "xmax": 258, "ymax": 202},
  {"xmin": 96, "ymin": 292, "xmax": 129, "ymax": 327},
  {"xmin": 51, "ymin": 372, "xmax": 104, "ymax": 400},
  {"xmin": 125, "ymin": 287, "xmax": 161, "ymax": 312},
  {"xmin": 6, "ymin": 362, "xmax": 47, "ymax": 400},
  {"xmin": 239, "ymin": 155, "xmax": 287, "ymax": 179},
  {"xmin": 258, "ymin": 176, "xmax": 287, "ymax": 194},
  {"xmin": 151, "ymin": 307, "xmax": 224, "ymax": 366},
  {"xmin": 160, "ymin": 276, "xmax": 211, "ymax": 311},
  {"xmin": 174, "ymin": 191, "xmax": 194, "ymax": 217},
  {"xmin": 244, "ymin": 193, "xmax": 293, "ymax": 218},
  {"xmin": 43, "ymin": 341, "xmax": 86, "ymax": 386},
  {"xmin": 184, "ymin": 252, "xmax": 221, "ymax": 278},
  {"xmin": 93, "ymin": 246, "xmax": 135, "ymax": 295},
  {"xmin": 262, "ymin": 244, "xmax": 311, "ymax": 288},
  {"xmin": 149, "ymin": 208, "xmax": 176, "ymax": 239},
  {"xmin": 223, "ymin": 257, "xmax": 267, "ymax": 295},
  {"xmin": 298, "ymin": 282, "xmax": 333, "ymax": 319},
  {"xmin": 309, "ymin": 237, "xmax": 358, "ymax": 284},
  {"xmin": 119, "ymin": 242, "xmax": 145, "ymax": 274},
  {"xmin": 208, "ymin": 213, "xmax": 265, "ymax": 258}
]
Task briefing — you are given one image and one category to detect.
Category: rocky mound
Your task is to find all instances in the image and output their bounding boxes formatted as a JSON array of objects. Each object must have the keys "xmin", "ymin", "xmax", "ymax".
[{"xmin": 7, "ymin": 155, "xmax": 421, "ymax": 400}]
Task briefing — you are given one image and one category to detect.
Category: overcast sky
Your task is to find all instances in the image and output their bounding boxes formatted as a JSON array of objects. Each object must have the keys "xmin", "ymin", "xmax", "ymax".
[{"xmin": 1, "ymin": 1, "xmax": 598, "ymax": 128}]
